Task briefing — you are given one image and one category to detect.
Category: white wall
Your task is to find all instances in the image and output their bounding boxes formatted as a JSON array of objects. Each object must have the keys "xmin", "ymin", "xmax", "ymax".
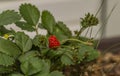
[
  {"xmin": 0, "ymin": 0, "xmax": 100, "ymax": 25},
  {"xmin": 105, "ymin": 0, "xmax": 120, "ymax": 38}
]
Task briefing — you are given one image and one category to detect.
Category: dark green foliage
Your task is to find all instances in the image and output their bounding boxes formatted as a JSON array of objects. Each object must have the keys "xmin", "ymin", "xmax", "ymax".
[
  {"xmin": 53, "ymin": 21, "xmax": 72, "ymax": 41},
  {"xmin": 0, "ymin": 53, "xmax": 15, "ymax": 66},
  {"xmin": 0, "ymin": 66, "xmax": 13, "ymax": 74},
  {"xmin": 19, "ymin": 3, "xmax": 40, "ymax": 25},
  {"xmin": 20, "ymin": 57, "xmax": 43, "ymax": 75},
  {"xmin": 15, "ymin": 21, "xmax": 35, "ymax": 32},
  {"xmin": 0, "ymin": 38, "xmax": 21, "ymax": 58},
  {"xmin": 14, "ymin": 32, "xmax": 32, "ymax": 53},
  {"xmin": 0, "ymin": 3, "xmax": 99, "ymax": 76},
  {"xmin": 0, "ymin": 26, "xmax": 11, "ymax": 36},
  {"xmin": 15, "ymin": 3, "xmax": 40, "ymax": 32},
  {"xmin": 33, "ymin": 35, "xmax": 48, "ymax": 48},
  {"xmin": 0, "ymin": 10, "xmax": 21, "ymax": 26},
  {"xmin": 41, "ymin": 10, "xmax": 56, "ymax": 34}
]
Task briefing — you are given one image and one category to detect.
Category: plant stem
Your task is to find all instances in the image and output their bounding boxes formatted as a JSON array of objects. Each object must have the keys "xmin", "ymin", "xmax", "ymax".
[
  {"xmin": 84, "ymin": 27, "xmax": 90, "ymax": 37},
  {"xmin": 35, "ymin": 23, "xmax": 39, "ymax": 35},
  {"xmin": 90, "ymin": 27, "xmax": 93, "ymax": 38},
  {"xmin": 95, "ymin": 3, "xmax": 118, "ymax": 49},
  {"xmin": 35, "ymin": 29, "xmax": 38, "ymax": 35},
  {"xmin": 76, "ymin": 27, "xmax": 86, "ymax": 37},
  {"xmin": 95, "ymin": 0, "xmax": 105, "ymax": 17},
  {"xmin": 61, "ymin": 38, "xmax": 93, "ymax": 46}
]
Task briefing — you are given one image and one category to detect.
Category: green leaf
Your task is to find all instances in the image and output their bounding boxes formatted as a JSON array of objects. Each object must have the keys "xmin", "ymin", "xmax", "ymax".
[
  {"xmin": 40, "ymin": 48, "xmax": 49, "ymax": 56},
  {"xmin": 46, "ymin": 49, "xmax": 64, "ymax": 59},
  {"xmin": 34, "ymin": 60, "xmax": 50, "ymax": 76},
  {"xmin": 19, "ymin": 51, "xmax": 39, "ymax": 63},
  {"xmin": 76, "ymin": 44, "xmax": 91, "ymax": 63},
  {"xmin": 15, "ymin": 21, "xmax": 35, "ymax": 32},
  {"xmin": 38, "ymin": 23, "xmax": 44, "ymax": 29},
  {"xmin": 0, "ymin": 66, "xmax": 13, "ymax": 73},
  {"xmin": 77, "ymin": 44, "xmax": 99, "ymax": 62},
  {"xmin": 41, "ymin": 10, "xmax": 56, "ymax": 34},
  {"xmin": 33, "ymin": 35, "xmax": 48, "ymax": 48},
  {"xmin": 21, "ymin": 57, "xmax": 43, "ymax": 75},
  {"xmin": 53, "ymin": 21, "xmax": 72, "ymax": 41},
  {"xmin": 34, "ymin": 73, "xmax": 50, "ymax": 76},
  {"xmin": 0, "ymin": 38, "xmax": 21, "ymax": 58},
  {"xmin": 55, "ymin": 21, "xmax": 72, "ymax": 37},
  {"xmin": 9, "ymin": 73, "xmax": 24, "ymax": 76},
  {"xmin": 61, "ymin": 54, "xmax": 73, "ymax": 65},
  {"xmin": 19, "ymin": 3, "xmax": 40, "ymax": 25},
  {"xmin": 0, "ymin": 53, "xmax": 15, "ymax": 66},
  {"xmin": 0, "ymin": 26, "xmax": 11, "ymax": 36},
  {"xmin": 85, "ymin": 49, "xmax": 99, "ymax": 62},
  {"xmin": 77, "ymin": 46, "xmax": 88, "ymax": 63},
  {"xmin": 33, "ymin": 35, "xmax": 41, "ymax": 47},
  {"xmin": 50, "ymin": 71, "xmax": 64, "ymax": 76},
  {"xmin": 0, "ymin": 10, "xmax": 21, "ymax": 26},
  {"xmin": 15, "ymin": 32, "xmax": 32, "ymax": 53},
  {"xmin": 40, "ymin": 60, "xmax": 50, "ymax": 74}
]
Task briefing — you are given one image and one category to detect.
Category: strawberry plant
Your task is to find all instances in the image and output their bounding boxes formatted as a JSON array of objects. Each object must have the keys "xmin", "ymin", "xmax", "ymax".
[{"xmin": 0, "ymin": 3, "xmax": 103, "ymax": 76}]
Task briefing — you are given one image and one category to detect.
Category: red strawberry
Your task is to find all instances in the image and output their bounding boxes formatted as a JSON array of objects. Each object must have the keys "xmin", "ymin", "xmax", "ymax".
[{"xmin": 48, "ymin": 35, "xmax": 60, "ymax": 49}]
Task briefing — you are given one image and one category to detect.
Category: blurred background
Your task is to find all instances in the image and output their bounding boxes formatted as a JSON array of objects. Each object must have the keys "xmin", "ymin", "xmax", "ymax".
[{"xmin": 0, "ymin": 0, "xmax": 120, "ymax": 51}]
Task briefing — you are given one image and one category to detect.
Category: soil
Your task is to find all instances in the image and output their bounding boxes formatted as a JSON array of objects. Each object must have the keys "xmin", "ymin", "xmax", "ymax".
[
  {"xmin": 94, "ymin": 37, "xmax": 120, "ymax": 76},
  {"xmin": 64, "ymin": 52, "xmax": 120, "ymax": 76},
  {"xmin": 98, "ymin": 52, "xmax": 120, "ymax": 76},
  {"xmin": 82, "ymin": 52, "xmax": 120, "ymax": 76}
]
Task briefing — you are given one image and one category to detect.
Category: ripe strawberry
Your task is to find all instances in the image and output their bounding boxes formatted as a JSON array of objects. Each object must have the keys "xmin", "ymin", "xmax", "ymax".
[{"xmin": 48, "ymin": 35, "xmax": 60, "ymax": 49}]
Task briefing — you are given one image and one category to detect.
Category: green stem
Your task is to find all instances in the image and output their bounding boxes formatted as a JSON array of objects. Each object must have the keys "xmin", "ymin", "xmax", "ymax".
[
  {"xmin": 61, "ymin": 38, "xmax": 93, "ymax": 46},
  {"xmin": 84, "ymin": 27, "xmax": 90, "ymax": 37},
  {"xmin": 95, "ymin": 0, "xmax": 104, "ymax": 17},
  {"xmin": 95, "ymin": 3, "xmax": 118, "ymax": 49},
  {"xmin": 35, "ymin": 23, "xmax": 39, "ymax": 35},
  {"xmin": 90, "ymin": 27, "xmax": 93, "ymax": 38},
  {"xmin": 35, "ymin": 22, "xmax": 39, "ymax": 35},
  {"xmin": 76, "ymin": 27, "xmax": 86, "ymax": 37},
  {"xmin": 35, "ymin": 28, "xmax": 38, "ymax": 35}
]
